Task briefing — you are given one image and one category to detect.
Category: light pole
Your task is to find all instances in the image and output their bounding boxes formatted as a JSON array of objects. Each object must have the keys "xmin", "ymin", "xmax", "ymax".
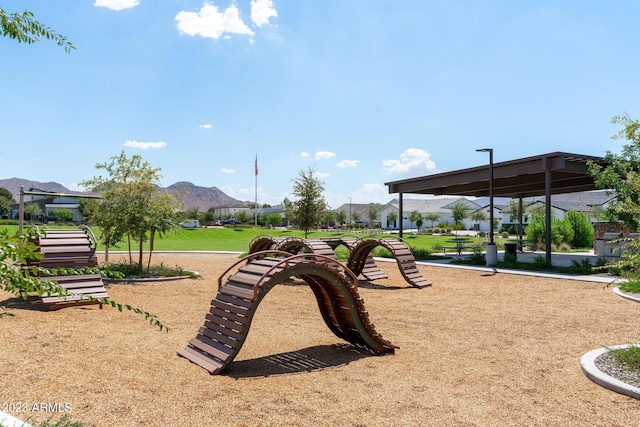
[{"xmin": 476, "ymin": 148, "xmax": 496, "ymax": 265}]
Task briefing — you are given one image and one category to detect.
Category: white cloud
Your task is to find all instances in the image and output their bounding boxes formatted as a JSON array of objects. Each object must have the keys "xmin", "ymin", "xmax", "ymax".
[
  {"xmin": 124, "ymin": 140, "xmax": 167, "ymax": 149},
  {"xmin": 337, "ymin": 160, "xmax": 359, "ymax": 168},
  {"xmin": 383, "ymin": 148, "xmax": 437, "ymax": 175},
  {"xmin": 175, "ymin": 3, "xmax": 254, "ymax": 40},
  {"xmin": 221, "ymin": 185, "xmax": 236, "ymax": 197},
  {"xmin": 316, "ymin": 172, "xmax": 330, "ymax": 178},
  {"xmin": 221, "ymin": 168, "xmax": 235, "ymax": 174},
  {"xmin": 250, "ymin": 0, "xmax": 278, "ymax": 27},
  {"xmin": 300, "ymin": 152, "xmax": 310, "ymax": 158},
  {"xmin": 315, "ymin": 151, "xmax": 336, "ymax": 160},
  {"xmin": 199, "ymin": 124, "xmax": 212, "ymax": 129},
  {"xmin": 94, "ymin": 0, "xmax": 139, "ymax": 11},
  {"xmin": 324, "ymin": 183, "xmax": 391, "ymax": 208}
]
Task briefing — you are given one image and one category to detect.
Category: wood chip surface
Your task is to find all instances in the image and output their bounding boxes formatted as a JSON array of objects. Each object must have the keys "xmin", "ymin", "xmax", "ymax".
[{"xmin": 1, "ymin": 253, "xmax": 638, "ymax": 426}]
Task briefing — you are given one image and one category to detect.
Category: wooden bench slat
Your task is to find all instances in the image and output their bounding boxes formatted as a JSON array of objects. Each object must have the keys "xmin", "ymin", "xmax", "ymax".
[{"xmin": 177, "ymin": 346, "xmax": 224, "ymax": 374}]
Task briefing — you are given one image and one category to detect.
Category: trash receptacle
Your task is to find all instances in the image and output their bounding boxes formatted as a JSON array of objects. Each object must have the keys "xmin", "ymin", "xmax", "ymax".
[{"xmin": 504, "ymin": 243, "xmax": 518, "ymax": 259}]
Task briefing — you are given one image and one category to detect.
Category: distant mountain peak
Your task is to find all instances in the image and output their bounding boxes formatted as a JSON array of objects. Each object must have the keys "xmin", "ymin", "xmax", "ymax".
[{"xmin": 0, "ymin": 178, "xmax": 247, "ymax": 210}]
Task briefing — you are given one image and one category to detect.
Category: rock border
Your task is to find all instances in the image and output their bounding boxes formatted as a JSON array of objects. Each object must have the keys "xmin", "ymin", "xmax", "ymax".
[
  {"xmin": 103, "ymin": 270, "xmax": 200, "ymax": 284},
  {"xmin": 581, "ymin": 345, "xmax": 640, "ymax": 400}
]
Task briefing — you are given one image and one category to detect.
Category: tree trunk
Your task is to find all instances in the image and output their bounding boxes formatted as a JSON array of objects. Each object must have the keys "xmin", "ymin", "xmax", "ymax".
[
  {"xmin": 147, "ymin": 229, "xmax": 155, "ymax": 272},
  {"xmin": 138, "ymin": 237, "xmax": 144, "ymax": 273}
]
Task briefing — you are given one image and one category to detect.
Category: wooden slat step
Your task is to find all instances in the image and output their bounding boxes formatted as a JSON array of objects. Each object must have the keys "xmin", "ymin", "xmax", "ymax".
[
  {"xmin": 38, "ymin": 238, "xmax": 92, "ymax": 246},
  {"xmin": 205, "ymin": 313, "xmax": 246, "ymax": 333},
  {"xmin": 201, "ymin": 321, "xmax": 244, "ymax": 341},
  {"xmin": 208, "ymin": 304, "xmax": 249, "ymax": 323},
  {"xmin": 220, "ymin": 281, "xmax": 255, "ymax": 300},
  {"xmin": 177, "ymin": 346, "xmax": 225, "ymax": 374},
  {"xmin": 210, "ymin": 299, "xmax": 249, "ymax": 317},
  {"xmin": 189, "ymin": 335, "xmax": 235, "ymax": 362},
  {"xmin": 198, "ymin": 325, "xmax": 240, "ymax": 348},
  {"xmin": 217, "ymin": 293, "xmax": 253, "ymax": 309},
  {"xmin": 227, "ymin": 272, "xmax": 262, "ymax": 286}
]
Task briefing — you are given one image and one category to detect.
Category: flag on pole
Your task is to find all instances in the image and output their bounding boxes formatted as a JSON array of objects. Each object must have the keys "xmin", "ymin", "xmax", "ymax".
[{"xmin": 255, "ymin": 155, "xmax": 259, "ymax": 176}]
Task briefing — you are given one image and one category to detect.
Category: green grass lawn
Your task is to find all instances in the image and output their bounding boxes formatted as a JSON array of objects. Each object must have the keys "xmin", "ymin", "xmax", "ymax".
[{"xmin": 0, "ymin": 224, "xmax": 502, "ymax": 254}]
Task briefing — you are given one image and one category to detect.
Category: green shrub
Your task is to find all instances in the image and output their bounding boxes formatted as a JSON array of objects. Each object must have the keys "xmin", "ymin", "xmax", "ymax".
[
  {"xmin": 607, "ymin": 345, "xmax": 640, "ymax": 372},
  {"xmin": 411, "ymin": 247, "xmax": 432, "ymax": 260},
  {"xmin": 100, "ymin": 262, "xmax": 198, "ymax": 279},
  {"xmin": 565, "ymin": 211, "xmax": 594, "ymax": 248}
]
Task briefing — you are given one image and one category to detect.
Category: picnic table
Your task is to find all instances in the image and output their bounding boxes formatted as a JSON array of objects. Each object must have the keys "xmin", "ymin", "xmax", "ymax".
[{"xmin": 444, "ymin": 238, "xmax": 474, "ymax": 255}]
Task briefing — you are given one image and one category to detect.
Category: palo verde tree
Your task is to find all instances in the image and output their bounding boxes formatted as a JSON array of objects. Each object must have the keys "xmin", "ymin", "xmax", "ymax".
[
  {"xmin": 291, "ymin": 166, "xmax": 327, "ymax": 238},
  {"xmin": 81, "ymin": 151, "xmax": 181, "ymax": 272}
]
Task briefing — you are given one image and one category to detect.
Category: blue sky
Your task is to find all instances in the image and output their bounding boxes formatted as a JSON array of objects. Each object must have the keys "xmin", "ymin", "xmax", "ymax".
[{"xmin": 2, "ymin": 1, "xmax": 639, "ymax": 208}]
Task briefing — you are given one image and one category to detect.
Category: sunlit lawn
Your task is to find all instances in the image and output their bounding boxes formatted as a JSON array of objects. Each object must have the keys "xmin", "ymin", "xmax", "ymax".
[{"xmin": 0, "ymin": 224, "xmax": 500, "ymax": 254}]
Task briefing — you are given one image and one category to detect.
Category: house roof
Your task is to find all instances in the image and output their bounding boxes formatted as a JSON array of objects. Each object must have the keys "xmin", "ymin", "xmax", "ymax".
[
  {"xmin": 385, "ymin": 152, "xmax": 606, "ymax": 199},
  {"xmin": 383, "ymin": 197, "xmax": 482, "ymax": 213}
]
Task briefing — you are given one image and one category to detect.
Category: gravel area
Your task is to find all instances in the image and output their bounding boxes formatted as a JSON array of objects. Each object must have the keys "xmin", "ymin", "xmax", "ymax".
[
  {"xmin": 1, "ymin": 252, "xmax": 639, "ymax": 426},
  {"xmin": 595, "ymin": 351, "xmax": 640, "ymax": 387}
]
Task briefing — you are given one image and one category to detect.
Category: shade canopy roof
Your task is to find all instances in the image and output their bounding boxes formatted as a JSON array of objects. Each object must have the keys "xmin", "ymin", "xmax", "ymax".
[{"xmin": 385, "ymin": 152, "xmax": 606, "ymax": 199}]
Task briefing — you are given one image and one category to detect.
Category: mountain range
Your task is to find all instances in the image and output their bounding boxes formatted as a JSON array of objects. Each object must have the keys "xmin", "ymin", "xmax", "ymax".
[{"xmin": 0, "ymin": 178, "xmax": 248, "ymax": 211}]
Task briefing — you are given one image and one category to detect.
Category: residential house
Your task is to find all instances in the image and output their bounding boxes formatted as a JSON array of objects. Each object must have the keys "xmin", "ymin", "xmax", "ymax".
[
  {"xmin": 10, "ymin": 189, "xmax": 83, "ymax": 222},
  {"xmin": 378, "ymin": 197, "xmax": 485, "ymax": 231}
]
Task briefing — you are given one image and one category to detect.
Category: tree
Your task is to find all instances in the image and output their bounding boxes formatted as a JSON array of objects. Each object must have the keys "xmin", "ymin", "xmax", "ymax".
[
  {"xmin": 322, "ymin": 209, "xmax": 337, "ymax": 226},
  {"xmin": 81, "ymin": 151, "xmax": 181, "ymax": 272},
  {"xmin": 0, "ymin": 187, "xmax": 14, "ymax": 218},
  {"xmin": 0, "ymin": 198, "xmax": 10, "ymax": 218},
  {"xmin": 1, "ymin": 8, "xmax": 74, "ymax": 52},
  {"xmin": 24, "ymin": 203, "xmax": 42, "ymax": 222},
  {"xmin": 589, "ymin": 113, "xmax": 640, "ymax": 229},
  {"xmin": 367, "ymin": 203, "xmax": 381, "ymax": 228},
  {"xmin": 424, "ymin": 212, "xmax": 439, "ymax": 229},
  {"xmin": 282, "ymin": 197, "xmax": 294, "ymax": 227},
  {"xmin": 0, "ymin": 9, "xmax": 165, "ymax": 330},
  {"xmin": 51, "ymin": 208, "xmax": 73, "ymax": 222},
  {"xmin": 386, "ymin": 210, "xmax": 398, "ymax": 229},
  {"xmin": 470, "ymin": 209, "xmax": 488, "ymax": 239},
  {"xmin": 235, "ymin": 210, "xmax": 251, "ymax": 224},
  {"xmin": 265, "ymin": 212, "xmax": 282, "ymax": 228},
  {"xmin": 291, "ymin": 167, "xmax": 327, "ymax": 238},
  {"xmin": 408, "ymin": 210, "xmax": 422, "ymax": 233},
  {"xmin": 564, "ymin": 211, "xmax": 594, "ymax": 248},
  {"xmin": 450, "ymin": 201, "xmax": 471, "ymax": 235},
  {"xmin": 336, "ymin": 210, "xmax": 347, "ymax": 226}
]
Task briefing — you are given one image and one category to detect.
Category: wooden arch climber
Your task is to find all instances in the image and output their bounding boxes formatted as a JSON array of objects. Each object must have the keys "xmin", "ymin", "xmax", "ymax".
[
  {"xmin": 248, "ymin": 235, "xmax": 431, "ymax": 288},
  {"xmin": 177, "ymin": 251, "xmax": 396, "ymax": 374},
  {"xmin": 347, "ymin": 237, "xmax": 432, "ymax": 288}
]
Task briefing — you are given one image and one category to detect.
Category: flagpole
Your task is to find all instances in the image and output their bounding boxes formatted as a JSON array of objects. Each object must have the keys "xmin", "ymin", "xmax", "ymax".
[{"xmin": 254, "ymin": 155, "xmax": 258, "ymax": 227}]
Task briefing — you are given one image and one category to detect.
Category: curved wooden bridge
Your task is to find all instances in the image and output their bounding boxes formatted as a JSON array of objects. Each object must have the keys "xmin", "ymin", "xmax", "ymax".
[
  {"xmin": 248, "ymin": 235, "xmax": 431, "ymax": 288},
  {"xmin": 177, "ymin": 251, "xmax": 396, "ymax": 375}
]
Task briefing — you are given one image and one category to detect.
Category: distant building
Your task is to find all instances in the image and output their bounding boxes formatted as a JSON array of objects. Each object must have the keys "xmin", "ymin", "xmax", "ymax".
[
  {"xmin": 211, "ymin": 203, "xmax": 251, "ymax": 218},
  {"xmin": 9, "ymin": 188, "xmax": 83, "ymax": 222}
]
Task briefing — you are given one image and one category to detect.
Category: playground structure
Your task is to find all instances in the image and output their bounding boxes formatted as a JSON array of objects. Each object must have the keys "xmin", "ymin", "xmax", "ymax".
[
  {"xmin": 26, "ymin": 225, "xmax": 108, "ymax": 309},
  {"xmin": 179, "ymin": 235, "xmax": 432, "ymax": 375},
  {"xmin": 249, "ymin": 235, "xmax": 432, "ymax": 288},
  {"xmin": 178, "ymin": 250, "xmax": 398, "ymax": 375}
]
